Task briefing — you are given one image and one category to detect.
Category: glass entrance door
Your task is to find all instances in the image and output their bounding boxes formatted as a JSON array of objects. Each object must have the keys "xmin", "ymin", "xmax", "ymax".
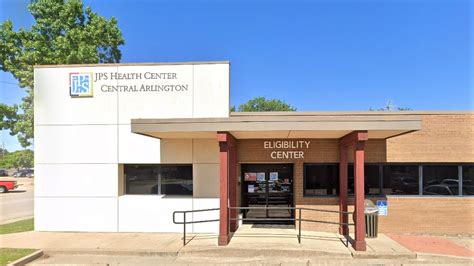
[{"xmin": 241, "ymin": 164, "xmax": 294, "ymax": 224}]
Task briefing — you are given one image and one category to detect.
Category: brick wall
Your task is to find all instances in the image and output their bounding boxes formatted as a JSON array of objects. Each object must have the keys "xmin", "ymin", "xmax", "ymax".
[
  {"xmin": 387, "ymin": 114, "xmax": 474, "ymax": 162},
  {"xmin": 234, "ymin": 114, "xmax": 474, "ymax": 235},
  {"xmin": 378, "ymin": 196, "xmax": 474, "ymax": 235},
  {"xmin": 294, "ymin": 196, "xmax": 474, "ymax": 235}
]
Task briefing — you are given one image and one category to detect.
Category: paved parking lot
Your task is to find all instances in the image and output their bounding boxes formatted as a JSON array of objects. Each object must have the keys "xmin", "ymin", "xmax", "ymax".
[{"xmin": 0, "ymin": 178, "xmax": 34, "ymax": 224}]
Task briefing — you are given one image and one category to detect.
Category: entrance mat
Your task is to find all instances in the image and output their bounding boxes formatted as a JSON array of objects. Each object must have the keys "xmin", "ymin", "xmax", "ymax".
[{"xmin": 387, "ymin": 233, "xmax": 474, "ymax": 258}]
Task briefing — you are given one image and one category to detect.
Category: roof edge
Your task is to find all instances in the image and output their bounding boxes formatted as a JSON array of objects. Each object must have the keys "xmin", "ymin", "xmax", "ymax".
[
  {"xmin": 34, "ymin": 60, "xmax": 230, "ymax": 69},
  {"xmin": 230, "ymin": 110, "xmax": 474, "ymax": 116}
]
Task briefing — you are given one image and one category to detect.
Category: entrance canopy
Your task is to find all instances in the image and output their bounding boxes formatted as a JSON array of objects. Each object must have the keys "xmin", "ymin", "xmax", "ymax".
[{"xmin": 131, "ymin": 111, "xmax": 421, "ymax": 139}]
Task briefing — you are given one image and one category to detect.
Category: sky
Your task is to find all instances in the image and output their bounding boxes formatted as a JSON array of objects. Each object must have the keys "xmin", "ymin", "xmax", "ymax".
[{"xmin": 0, "ymin": 0, "xmax": 472, "ymax": 151}]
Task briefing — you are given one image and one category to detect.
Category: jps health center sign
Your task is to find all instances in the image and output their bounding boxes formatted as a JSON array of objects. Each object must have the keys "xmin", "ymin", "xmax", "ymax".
[
  {"xmin": 264, "ymin": 140, "xmax": 311, "ymax": 159},
  {"xmin": 70, "ymin": 70, "xmax": 191, "ymax": 97}
]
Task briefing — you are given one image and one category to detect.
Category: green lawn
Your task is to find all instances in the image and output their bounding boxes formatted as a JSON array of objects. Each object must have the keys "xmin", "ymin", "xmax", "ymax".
[
  {"xmin": 0, "ymin": 218, "xmax": 34, "ymax": 234},
  {"xmin": 0, "ymin": 248, "xmax": 37, "ymax": 266}
]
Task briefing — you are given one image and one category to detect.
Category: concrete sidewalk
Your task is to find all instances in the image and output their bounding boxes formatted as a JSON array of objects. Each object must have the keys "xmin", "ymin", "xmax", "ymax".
[
  {"xmin": 4, "ymin": 225, "xmax": 474, "ymax": 265},
  {"xmin": 0, "ymin": 231, "xmax": 184, "ymax": 256},
  {"xmin": 180, "ymin": 225, "xmax": 354, "ymax": 259},
  {"xmin": 1, "ymin": 225, "xmax": 414, "ymax": 260}
]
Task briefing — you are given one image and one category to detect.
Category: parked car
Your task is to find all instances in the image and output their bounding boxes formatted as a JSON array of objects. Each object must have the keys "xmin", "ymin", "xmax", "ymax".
[
  {"xmin": 440, "ymin": 179, "xmax": 472, "ymax": 186},
  {"xmin": 440, "ymin": 179, "xmax": 457, "ymax": 186},
  {"xmin": 13, "ymin": 169, "xmax": 34, "ymax": 178},
  {"xmin": 0, "ymin": 169, "xmax": 8, "ymax": 177},
  {"xmin": 0, "ymin": 180, "xmax": 20, "ymax": 193},
  {"xmin": 423, "ymin": 184, "xmax": 458, "ymax": 195},
  {"xmin": 439, "ymin": 179, "xmax": 474, "ymax": 195},
  {"xmin": 391, "ymin": 176, "xmax": 419, "ymax": 194}
]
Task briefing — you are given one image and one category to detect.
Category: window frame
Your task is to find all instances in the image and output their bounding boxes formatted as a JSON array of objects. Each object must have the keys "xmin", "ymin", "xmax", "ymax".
[
  {"xmin": 421, "ymin": 164, "xmax": 460, "ymax": 197},
  {"xmin": 348, "ymin": 163, "xmax": 384, "ymax": 196},
  {"xmin": 382, "ymin": 163, "xmax": 421, "ymax": 197},
  {"xmin": 459, "ymin": 164, "xmax": 474, "ymax": 197},
  {"xmin": 303, "ymin": 163, "xmax": 340, "ymax": 197},
  {"xmin": 124, "ymin": 164, "xmax": 193, "ymax": 196},
  {"xmin": 302, "ymin": 162, "xmax": 473, "ymax": 198}
]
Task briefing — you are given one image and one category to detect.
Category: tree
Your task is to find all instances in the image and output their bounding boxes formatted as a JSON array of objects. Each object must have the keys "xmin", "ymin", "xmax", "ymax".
[
  {"xmin": 0, "ymin": 0, "xmax": 125, "ymax": 147},
  {"xmin": 232, "ymin": 97, "xmax": 297, "ymax": 112},
  {"xmin": 0, "ymin": 147, "xmax": 8, "ymax": 165},
  {"xmin": 370, "ymin": 100, "xmax": 412, "ymax": 111},
  {"xmin": 0, "ymin": 149, "xmax": 33, "ymax": 169},
  {"xmin": 0, "ymin": 104, "xmax": 16, "ymax": 130}
]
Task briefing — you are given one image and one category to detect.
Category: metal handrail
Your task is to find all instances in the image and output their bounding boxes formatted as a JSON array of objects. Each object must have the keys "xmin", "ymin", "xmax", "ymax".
[
  {"xmin": 228, "ymin": 206, "xmax": 352, "ymax": 214},
  {"xmin": 229, "ymin": 206, "xmax": 354, "ymax": 243},
  {"xmin": 172, "ymin": 208, "xmax": 219, "ymax": 245},
  {"xmin": 172, "ymin": 206, "xmax": 354, "ymax": 245}
]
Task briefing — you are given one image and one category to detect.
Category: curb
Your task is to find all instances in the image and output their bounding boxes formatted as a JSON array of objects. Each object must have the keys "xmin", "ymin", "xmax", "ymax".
[
  {"xmin": 42, "ymin": 247, "xmax": 352, "ymax": 259},
  {"xmin": 350, "ymin": 250, "xmax": 416, "ymax": 260},
  {"xmin": 7, "ymin": 249, "xmax": 43, "ymax": 266},
  {"xmin": 415, "ymin": 252, "xmax": 474, "ymax": 261},
  {"xmin": 348, "ymin": 245, "xmax": 417, "ymax": 260},
  {"xmin": 44, "ymin": 249, "xmax": 178, "ymax": 257},
  {"xmin": 179, "ymin": 247, "xmax": 352, "ymax": 259}
]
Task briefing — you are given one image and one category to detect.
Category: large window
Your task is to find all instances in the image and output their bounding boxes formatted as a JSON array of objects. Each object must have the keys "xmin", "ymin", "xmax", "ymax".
[
  {"xmin": 383, "ymin": 165, "xmax": 419, "ymax": 195},
  {"xmin": 302, "ymin": 163, "xmax": 471, "ymax": 198},
  {"xmin": 422, "ymin": 165, "xmax": 458, "ymax": 196},
  {"xmin": 348, "ymin": 164, "xmax": 381, "ymax": 195},
  {"xmin": 304, "ymin": 164, "xmax": 338, "ymax": 196},
  {"xmin": 304, "ymin": 164, "xmax": 381, "ymax": 196},
  {"xmin": 125, "ymin": 164, "xmax": 192, "ymax": 196}
]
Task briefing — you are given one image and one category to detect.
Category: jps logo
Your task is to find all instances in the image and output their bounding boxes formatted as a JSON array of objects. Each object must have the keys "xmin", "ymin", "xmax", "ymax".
[{"xmin": 69, "ymin": 72, "xmax": 93, "ymax": 97}]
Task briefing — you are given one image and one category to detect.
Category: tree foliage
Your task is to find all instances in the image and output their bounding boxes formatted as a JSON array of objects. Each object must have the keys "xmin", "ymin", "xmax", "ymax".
[
  {"xmin": 0, "ymin": 147, "xmax": 8, "ymax": 165},
  {"xmin": 0, "ymin": 0, "xmax": 125, "ymax": 147},
  {"xmin": 0, "ymin": 149, "xmax": 34, "ymax": 169},
  {"xmin": 232, "ymin": 97, "xmax": 296, "ymax": 112},
  {"xmin": 0, "ymin": 104, "xmax": 17, "ymax": 130}
]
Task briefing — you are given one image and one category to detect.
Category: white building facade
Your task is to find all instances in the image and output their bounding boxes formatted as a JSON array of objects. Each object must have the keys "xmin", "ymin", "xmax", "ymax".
[
  {"xmin": 33, "ymin": 61, "xmax": 474, "ymax": 252},
  {"xmin": 34, "ymin": 62, "xmax": 229, "ymax": 233}
]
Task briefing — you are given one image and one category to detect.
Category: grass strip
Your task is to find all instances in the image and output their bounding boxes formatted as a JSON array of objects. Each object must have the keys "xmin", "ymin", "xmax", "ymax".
[
  {"xmin": 0, "ymin": 248, "xmax": 37, "ymax": 266},
  {"xmin": 0, "ymin": 218, "xmax": 34, "ymax": 234}
]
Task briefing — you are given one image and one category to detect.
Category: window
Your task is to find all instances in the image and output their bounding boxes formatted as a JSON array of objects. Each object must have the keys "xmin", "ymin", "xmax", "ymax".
[
  {"xmin": 125, "ymin": 164, "xmax": 192, "ymax": 196},
  {"xmin": 383, "ymin": 165, "xmax": 419, "ymax": 195},
  {"xmin": 462, "ymin": 165, "xmax": 474, "ymax": 195},
  {"xmin": 160, "ymin": 165, "xmax": 193, "ymax": 195},
  {"xmin": 423, "ymin": 165, "xmax": 458, "ymax": 196},
  {"xmin": 304, "ymin": 164, "xmax": 338, "ymax": 196},
  {"xmin": 303, "ymin": 163, "xmax": 471, "ymax": 197},
  {"xmin": 348, "ymin": 164, "xmax": 381, "ymax": 195},
  {"xmin": 125, "ymin": 165, "xmax": 158, "ymax": 195}
]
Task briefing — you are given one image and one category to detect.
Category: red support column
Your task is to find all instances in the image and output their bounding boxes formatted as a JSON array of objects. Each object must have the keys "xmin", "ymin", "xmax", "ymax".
[
  {"xmin": 339, "ymin": 145, "xmax": 349, "ymax": 236},
  {"xmin": 218, "ymin": 139, "xmax": 230, "ymax": 245},
  {"xmin": 339, "ymin": 131, "xmax": 368, "ymax": 252},
  {"xmin": 229, "ymin": 142, "xmax": 238, "ymax": 232},
  {"xmin": 217, "ymin": 132, "xmax": 237, "ymax": 245},
  {"xmin": 353, "ymin": 141, "xmax": 366, "ymax": 251}
]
